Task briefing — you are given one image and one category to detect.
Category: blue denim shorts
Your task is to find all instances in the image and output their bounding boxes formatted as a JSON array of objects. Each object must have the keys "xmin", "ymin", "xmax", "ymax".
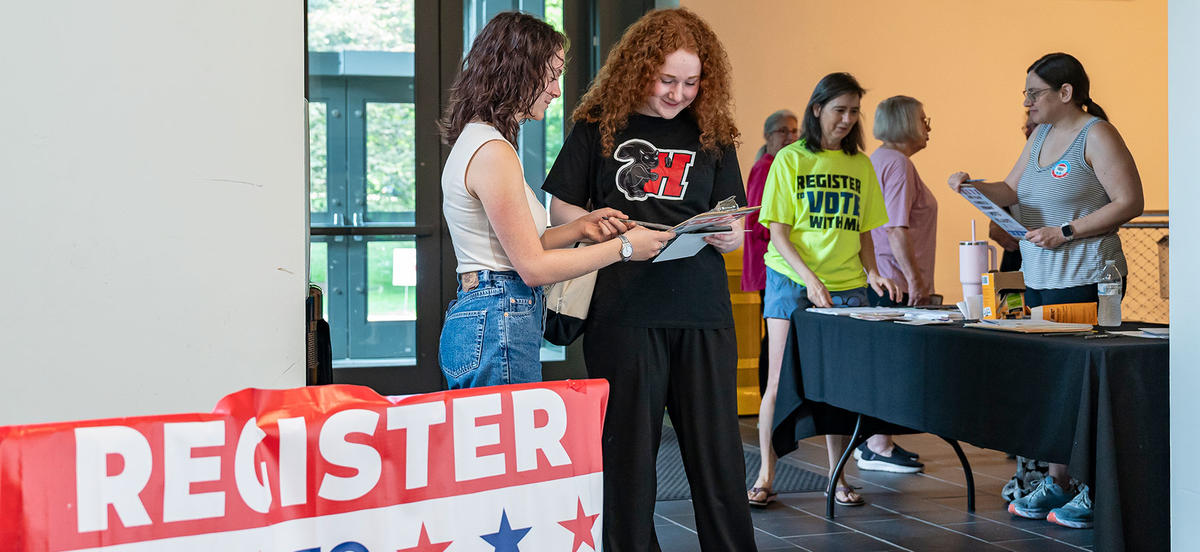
[
  {"xmin": 763, "ymin": 267, "xmax": 868, "ymax": 319},
  {"xmin": 438, "ymin": 270, "xmax": 545, "ymax": 389}
]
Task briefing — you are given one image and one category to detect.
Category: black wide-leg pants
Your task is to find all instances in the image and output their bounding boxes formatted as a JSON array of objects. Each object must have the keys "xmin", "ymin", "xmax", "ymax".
[{"xmin": 583, "ymin": 325, "xmax": 756, "ymax": 552}]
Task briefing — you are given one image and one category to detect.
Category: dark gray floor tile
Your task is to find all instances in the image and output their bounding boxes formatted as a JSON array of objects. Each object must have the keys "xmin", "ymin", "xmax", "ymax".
[
  {"xmin": 841, "ymin": 517, "xmax": 986, "ymax": 545},
  {"xmin": 651, "ymin": 521, "xmax": 700, "ymax": 551},
  {"xmin": 751, "ymin": 528, "xmax": 804, "ymax": 551},
  {"xmin": 653, "ymin": 499, "xmax": 695, "ymax": 516},
  {"xmin": 749, "ymin": 507, "xmax": 844, "ymax": 537},
  {"xmin": 785, "ymin": 530, "xmax": 903, "ymax": 551},
  {"xmin": 992, "ymin": 538, "xmax": 1090, "ymax": 552},
  {"xmin": 775, "ymin": 495, "xmax": 904, "ymax": 522},
  {"xmin": 1016, "ymin": 523, "xmax": 1095, "ymax": 548},
  {"xmin": 943, "ymin": 521, "xmax": 1046, "ymax": 543},
  {"xmin": 665, "ymin": 513, "xmax": 698, "ymax": 531}
]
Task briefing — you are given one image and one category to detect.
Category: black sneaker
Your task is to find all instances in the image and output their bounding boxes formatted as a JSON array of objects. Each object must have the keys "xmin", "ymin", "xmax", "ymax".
[
  {"xmin": 855, "ymin": 443, "xmax": 924, "ymax": 473},
  {"xmin": 891, "ymin": 443, "xmax": 920, "ymax": 461}
]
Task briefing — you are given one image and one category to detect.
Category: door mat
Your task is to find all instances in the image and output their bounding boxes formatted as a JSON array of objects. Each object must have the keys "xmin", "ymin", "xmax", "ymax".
[{"xmin": 655, "ymin": 423, "xmax": 828, "ymax": 501}]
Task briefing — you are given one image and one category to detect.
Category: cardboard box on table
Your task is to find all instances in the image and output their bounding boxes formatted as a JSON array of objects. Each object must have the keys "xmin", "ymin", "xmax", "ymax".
[{"xmin": 981, "ymin": 270, "xmax": 1027, "ymax": 320}]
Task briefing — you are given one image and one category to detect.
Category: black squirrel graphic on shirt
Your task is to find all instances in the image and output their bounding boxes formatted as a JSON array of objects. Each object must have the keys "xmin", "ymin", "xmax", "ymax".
[{"xmin": 613, "ymin": 138, "xmax": 696, "ymax": 201}]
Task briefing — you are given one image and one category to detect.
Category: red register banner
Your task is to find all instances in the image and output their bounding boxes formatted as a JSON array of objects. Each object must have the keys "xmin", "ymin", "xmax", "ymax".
[{"xmin": 0, "ymin": 379, "xmax": 609, "ymax": 552}]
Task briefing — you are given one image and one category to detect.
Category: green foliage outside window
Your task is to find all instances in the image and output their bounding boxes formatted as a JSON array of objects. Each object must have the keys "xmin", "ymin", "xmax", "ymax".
[
  {"xmin": 367, "ymin": 103, "xmax": 417, "ymax": 213},
  {"xmin": 308, "ymin": 0, "xmax": 415, "ymax": 52},
  {"xmin": 309, "ymin": 103, "xmax": 328, "ymax": 213}
]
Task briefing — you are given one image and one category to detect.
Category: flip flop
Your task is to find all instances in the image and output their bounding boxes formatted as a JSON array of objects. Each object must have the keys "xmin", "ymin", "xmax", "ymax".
[
  {"xmin": 833, "ymin": 486, "xmax": 864, "ymax": 507},
  {"xmin": 747, "ymin": 486, "xmax": 778, "ymax": 508}
]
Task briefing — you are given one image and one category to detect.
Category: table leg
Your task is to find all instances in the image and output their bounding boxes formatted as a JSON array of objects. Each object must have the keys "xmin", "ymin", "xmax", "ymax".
[
  {"xmin": 825, "ymin": 414, "xmax": 868, "ymax": 519},
  {"xmin": 940, "ymin": 436, "xmax": 976, "ymax": 513}
]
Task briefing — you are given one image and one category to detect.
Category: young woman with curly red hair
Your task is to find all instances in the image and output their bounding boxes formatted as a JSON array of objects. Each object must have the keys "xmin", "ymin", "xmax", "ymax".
[
  {"xmin": 438, "ymin": 12, "xmax": 673, "ymax": 390},
  {"xmin": 543, "ymin": 8, "xmax": 755, "ymax": 550}
]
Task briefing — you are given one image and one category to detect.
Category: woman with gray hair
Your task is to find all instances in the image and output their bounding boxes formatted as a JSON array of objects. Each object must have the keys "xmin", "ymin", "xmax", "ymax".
[
  {"xmin": 868, "ymin": 96, "xmax": 936, "ymax": 307},
  {"xmin": 849, "ymin": 95, "xmax": 938, "ymax": 474}
]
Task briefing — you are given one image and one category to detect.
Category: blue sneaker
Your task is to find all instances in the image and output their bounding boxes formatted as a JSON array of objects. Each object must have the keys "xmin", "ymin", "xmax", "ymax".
[
  {"xmin": 1008, "ymin": 476, "xmax": 1071, "ymax": 519},
  {"xmin": 1048, "ymin": 486, "xmax": 1093, "ymax": 529}
]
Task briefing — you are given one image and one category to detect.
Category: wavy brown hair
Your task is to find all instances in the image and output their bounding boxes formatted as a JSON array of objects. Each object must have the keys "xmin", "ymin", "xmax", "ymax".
[
  {"xmin": 439, "ymin": 12, "xmax": 565, "ymax": 146},
  {"xmin": 573, "ymin": 7, "xmax": 739, "ymax": 156}
]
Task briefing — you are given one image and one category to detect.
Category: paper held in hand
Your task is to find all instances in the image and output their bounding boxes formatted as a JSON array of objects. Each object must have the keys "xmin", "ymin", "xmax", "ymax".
[
  {"xmin": 959, "ymin": 185, "xmax": 1027, "ymax": 239},
  {"xmin": 650, "ymin": 195, "xmax": 760, "ymax": 263}
]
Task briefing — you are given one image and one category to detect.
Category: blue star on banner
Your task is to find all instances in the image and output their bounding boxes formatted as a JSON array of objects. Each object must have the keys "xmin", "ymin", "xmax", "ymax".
[{"xmin": 480, "ymin": 509, "xmax": 531, "ymax": 552}]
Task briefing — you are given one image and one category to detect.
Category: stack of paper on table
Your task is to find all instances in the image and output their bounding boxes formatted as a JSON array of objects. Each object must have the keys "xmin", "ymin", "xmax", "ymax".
[
  {"xmin": 964, "ymin": 319, "xmax": 1094, "ymax": 333},
  {"xmin": 806, "ymin": 306, "xmax": 962, "ymax": 322},
  {"xmin": 1108, "ymin": 327, "xmax": 1170, "ymax": 339}
]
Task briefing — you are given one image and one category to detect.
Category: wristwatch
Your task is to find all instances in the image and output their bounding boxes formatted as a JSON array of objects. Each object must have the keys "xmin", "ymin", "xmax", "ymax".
[
  {"xmin": 1061, "ymin": 223, "xmax": 1075, "ymax": 241},
  {"xmin": 618, "ymin": 235, "xmax": 633, "ymax": 262}
]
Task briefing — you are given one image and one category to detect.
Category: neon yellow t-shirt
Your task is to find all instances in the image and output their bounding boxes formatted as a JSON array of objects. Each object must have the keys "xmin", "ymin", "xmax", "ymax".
[{"xmin": 759, "ymin": 140, "xmax": 888, "ymax": 291}]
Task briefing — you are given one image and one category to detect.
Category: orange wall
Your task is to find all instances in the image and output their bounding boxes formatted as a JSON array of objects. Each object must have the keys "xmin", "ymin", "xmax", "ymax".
[{"xmin": 684, "ymin": 0, "xmax": 1167, "ymax": 302}]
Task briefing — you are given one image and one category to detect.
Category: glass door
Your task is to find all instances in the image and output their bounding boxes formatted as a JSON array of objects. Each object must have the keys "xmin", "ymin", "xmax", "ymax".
[{"xmin": 308, "ymin": 0, "xmax": 437, "ymax": 383}]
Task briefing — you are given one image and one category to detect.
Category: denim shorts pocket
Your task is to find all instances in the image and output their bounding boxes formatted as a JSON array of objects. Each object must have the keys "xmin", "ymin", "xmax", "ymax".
[
  {"xmin": 457, "ymin": 285, "xmax": 503, "ymax": 306},
  {"xmin": 439, "ymin": 309, "xmax": 486, "ymax": 379},
  {"xmin": 506, "ymin": 295, "xmax": 537, "ymax": 315}
]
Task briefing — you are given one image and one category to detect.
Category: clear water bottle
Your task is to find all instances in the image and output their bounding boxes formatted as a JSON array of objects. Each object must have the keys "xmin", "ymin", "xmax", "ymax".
[{"xmin": 1097, "ymin": 260, "xmax": 1122, "ymax": 327}]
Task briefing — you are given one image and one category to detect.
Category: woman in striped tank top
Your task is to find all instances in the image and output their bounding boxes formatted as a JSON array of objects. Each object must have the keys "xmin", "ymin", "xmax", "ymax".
[{"xmin": 947, "ymin": 53, "xmax": 1144, "ymax": 530}]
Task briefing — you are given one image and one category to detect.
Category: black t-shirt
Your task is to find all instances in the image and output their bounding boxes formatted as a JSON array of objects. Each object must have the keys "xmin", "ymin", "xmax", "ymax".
[{"xmin": 543, "ymin": 113, "xmax": 746, "ymax": 328}]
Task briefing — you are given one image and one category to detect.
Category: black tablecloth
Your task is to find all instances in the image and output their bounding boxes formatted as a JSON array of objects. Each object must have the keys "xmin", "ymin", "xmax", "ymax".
[{"xmin": 772, "ymin": 311, "xmax": 1169, "ymax": 552}]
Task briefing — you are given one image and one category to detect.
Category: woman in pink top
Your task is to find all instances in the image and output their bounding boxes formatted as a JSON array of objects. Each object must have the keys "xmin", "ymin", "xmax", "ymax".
[
  {"xmin": 743, "ymin": 110, "xmax": 799, "ymax": 292},
  {"xmin": 868, "ymin": 95, "xmax": 937, "ymax": 307}
]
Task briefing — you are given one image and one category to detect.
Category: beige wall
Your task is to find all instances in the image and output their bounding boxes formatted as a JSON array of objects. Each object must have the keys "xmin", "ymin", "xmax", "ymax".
[
  {"xmin": 0, "ymin": 0, "xmax": 307, "ymax": 424},
  {"xmin": 685, "ymin": 0, "xmax": 1167, "ymax": 302}
]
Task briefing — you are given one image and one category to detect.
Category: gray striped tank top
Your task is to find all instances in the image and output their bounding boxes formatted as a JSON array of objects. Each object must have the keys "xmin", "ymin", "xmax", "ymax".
[{"xmin": 1015, "ymin": 117, "xmax": 1126, "ymax": 289}]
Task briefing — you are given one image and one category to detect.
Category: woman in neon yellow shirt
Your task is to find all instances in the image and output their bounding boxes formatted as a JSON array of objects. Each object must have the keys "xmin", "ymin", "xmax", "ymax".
[{"xmin": 748, "ymin": 72, "xmax": 899, "ymax": 509}]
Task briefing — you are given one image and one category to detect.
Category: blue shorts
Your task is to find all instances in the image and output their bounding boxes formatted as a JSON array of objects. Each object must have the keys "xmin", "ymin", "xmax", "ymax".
[
  {"xmin": 763, "ymin": 267, "xmax": 868, "ymax": 319},
  {"xmin": 438, "ymin": 270, "xmax": 544, "ymax": 389}
]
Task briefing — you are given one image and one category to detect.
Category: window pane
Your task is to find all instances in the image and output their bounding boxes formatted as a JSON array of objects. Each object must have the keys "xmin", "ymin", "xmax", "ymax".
[
  {"xmin": 307, "ymin": 0, "xmax": 414, "ymax": 53},
  {"xmin": 366, "ymin": 102, "xmax": 416, "ymax": 217},
  {"xmin": 367, "ymin": 238, "xmax": 416, "ymax": 322},
  {"xmin": 309, "ymin": 102, "xmax": 328, "ymax": 213},
  {"xmin": 543, "ymin": 0, "xmax": 564, "ymax": 176},
  {"xmin": 310, "ymin": 241, "xmax": 330, "ymax": 321}
]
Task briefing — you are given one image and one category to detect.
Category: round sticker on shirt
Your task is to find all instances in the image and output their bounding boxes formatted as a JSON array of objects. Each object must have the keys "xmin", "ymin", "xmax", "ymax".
[{"xmin": 1051, "ymin": 160, "xmax": 1071, "ymax": 179}]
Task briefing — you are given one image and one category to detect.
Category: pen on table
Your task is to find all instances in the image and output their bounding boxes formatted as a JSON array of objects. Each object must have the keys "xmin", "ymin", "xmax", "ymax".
[{"xmin": 1084, "ymin": 333, "xmax": 1114, "ymax": 340}]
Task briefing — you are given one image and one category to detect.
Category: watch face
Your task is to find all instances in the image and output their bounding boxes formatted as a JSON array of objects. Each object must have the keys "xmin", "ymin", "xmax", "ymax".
[{"xmin": 620, "ymin": 236, "xmax": 633, "ymax": 260}]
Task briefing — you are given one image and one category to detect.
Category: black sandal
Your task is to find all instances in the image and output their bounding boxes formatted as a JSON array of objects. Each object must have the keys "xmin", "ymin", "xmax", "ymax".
[{"xmin": 747, "ymin": 486, "xmax": 778, "ymax": 508}]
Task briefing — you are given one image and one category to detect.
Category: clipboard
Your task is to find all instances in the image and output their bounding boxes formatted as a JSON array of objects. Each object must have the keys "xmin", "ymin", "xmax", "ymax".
[{"xmin": 640, "ymin": 196, "xmax": 759, "ymax": 262}]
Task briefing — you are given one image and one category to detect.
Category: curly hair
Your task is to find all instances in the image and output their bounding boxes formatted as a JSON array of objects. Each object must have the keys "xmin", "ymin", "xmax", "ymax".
[
  {"xmin": 439, "ymin": 12, "xmax": 565, "ymax": 146},
  {"xmin": 572, "ymin": 7, "xmax": 739, "ymax": 156}
]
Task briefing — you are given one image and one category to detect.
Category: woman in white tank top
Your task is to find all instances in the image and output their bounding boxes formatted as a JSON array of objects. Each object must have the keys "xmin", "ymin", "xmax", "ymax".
[
  {"xmin": 437, "ymin": 12, "xmax": 673, "ymax": 389},
  {"xmin": 947, "ymin": 52, "xmax": 1144, "ymax": 530}
]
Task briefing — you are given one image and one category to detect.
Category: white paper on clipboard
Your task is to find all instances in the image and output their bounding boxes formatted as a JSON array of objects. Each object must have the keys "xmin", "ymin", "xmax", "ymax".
[
  {"xmin": 959, "ymin": 186, "xmax": 1027, "ymax": 239},
  {"xmin": 652, "ymin": 230, "xmax": 726, "ymax": 262}
]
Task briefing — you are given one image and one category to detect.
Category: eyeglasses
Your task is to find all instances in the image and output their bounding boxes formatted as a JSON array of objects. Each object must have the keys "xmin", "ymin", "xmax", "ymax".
[
  {"xmin": 830, "ymin": 293, "xmax": 865, "ymax": 307},
  {"xmin": 1022, "ymin": 87, "xmax": 1054, "ymax": 102},
  {"xmin": 770, "ymin": 127, "xmax": 800, "ymax": 137}
]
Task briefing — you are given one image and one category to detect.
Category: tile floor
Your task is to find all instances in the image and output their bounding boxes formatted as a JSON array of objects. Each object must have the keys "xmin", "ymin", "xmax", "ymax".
[{"xmin": 650, "ymin": 418, "xmax": 1094, "ymax": 551}]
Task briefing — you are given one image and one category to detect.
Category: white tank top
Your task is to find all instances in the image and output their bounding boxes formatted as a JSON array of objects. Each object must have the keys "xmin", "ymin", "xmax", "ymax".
[{"xmin": 442, "ymin": 123, "xmax": 548, "ymax": 273}]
